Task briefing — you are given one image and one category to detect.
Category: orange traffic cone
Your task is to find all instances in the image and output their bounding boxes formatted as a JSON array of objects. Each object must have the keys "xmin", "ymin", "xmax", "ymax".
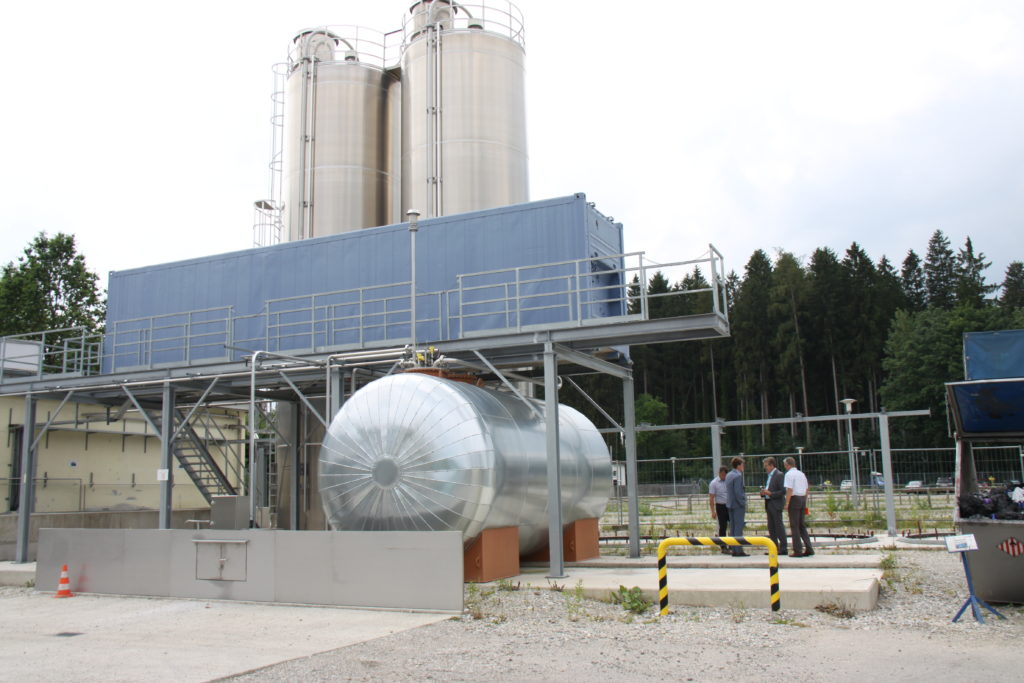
[{"xmin": 55, "ymin": 564, "xmax": 74, "ymax": 598}]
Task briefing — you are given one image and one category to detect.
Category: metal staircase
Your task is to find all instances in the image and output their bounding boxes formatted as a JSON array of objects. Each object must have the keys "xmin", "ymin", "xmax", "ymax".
[{"xmin": 150, "ymin": 408, "xmax": 239, "ymax": 503}]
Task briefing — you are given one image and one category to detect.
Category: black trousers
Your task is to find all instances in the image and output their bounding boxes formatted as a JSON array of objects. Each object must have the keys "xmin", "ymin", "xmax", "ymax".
[
  {"xmin": 765, "ymin": 501, "xmax": 787, "ymax": 553},
  {"xmin": 715, "ymin": 503, "xmax": 730, "ymax": 537},
  {"xmin": 788, "ymin": 495, "xmax": 812, "ymax": 555}
]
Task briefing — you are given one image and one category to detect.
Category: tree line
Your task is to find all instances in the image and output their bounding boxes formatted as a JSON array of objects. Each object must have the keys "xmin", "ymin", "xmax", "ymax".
[{"xmin": 564, "ymin": 230, "xmax": 1024, "ymax": 465}]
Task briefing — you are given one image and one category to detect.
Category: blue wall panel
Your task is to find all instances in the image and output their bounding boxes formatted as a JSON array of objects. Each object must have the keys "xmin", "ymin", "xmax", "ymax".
[{"xmin": 104, "ymin": 194, "xmax": 623, "ymax": 370}]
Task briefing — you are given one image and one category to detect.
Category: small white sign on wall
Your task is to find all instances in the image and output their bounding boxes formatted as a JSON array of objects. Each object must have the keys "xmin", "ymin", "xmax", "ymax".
[
  {"xmin": 945, "ymin": 534, "xmax": 978, "ymax": 553},
  {"xmin": 156, "ymin": 469, "xmax": 169, "ymax": 482}
]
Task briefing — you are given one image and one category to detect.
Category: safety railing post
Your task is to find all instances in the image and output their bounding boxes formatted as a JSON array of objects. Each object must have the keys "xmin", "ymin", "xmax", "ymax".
[{"xmin": 639, "ymin": 254, "xmax": 649, "ymax": 320}]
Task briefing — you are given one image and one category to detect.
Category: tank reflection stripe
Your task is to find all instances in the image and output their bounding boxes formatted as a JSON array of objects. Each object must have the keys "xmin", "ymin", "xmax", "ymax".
[
  {"xmin": 400, "ymin": 478, "xmax": 485, "ymax": 516},
  {"xmin": 393, "ymin": 480, "xmax": 474, "ymax": 525},
  {"xmin": 400, "ymin": 433, "xmax": 493, "ymax": 469},
  {"xmin": 320, "ymin": 476, "xmax": 374, "ymax": 500},
  {"xmin": 395, "ymin": 410, "xmax": 481, "ymax": 467},
  {"xmin": 385, "ymin": 401, "xmax": 470, "ymax": 466},
  {"xmin": 393, "ymin": 483, "xmax": 447, "ymax": 529},
  {"xmin": 398, "ymin": 419, "xmax": 486, "ymax": 463},
  {"xmin": 389, "ymin": 382, "xmax": 463, "ymax": 458},
  {"xmin": 327, "ymin": 423, "xmax": 377, "ymax": 469}
]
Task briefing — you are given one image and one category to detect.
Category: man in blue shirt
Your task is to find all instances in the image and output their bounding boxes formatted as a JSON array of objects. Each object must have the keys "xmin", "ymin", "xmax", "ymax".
[{"xmin": 725, "ymin": 456, "xmax": 748, "ymax": 557}]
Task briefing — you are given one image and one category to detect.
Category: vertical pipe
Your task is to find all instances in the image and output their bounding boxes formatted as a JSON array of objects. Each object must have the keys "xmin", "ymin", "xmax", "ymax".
[
  {"xmin": 249, "ymin": 352, "xmax": 261, "ymax": 528},
  {"xmin": 543, "ymin": 343, "xmax": 565, "ymax": 578},
  {"xmin": 879, "ymin": 413, "xmax": 898, "ymax": 537},
  {"xmin": 15, "ymin": 396, "xmax": 37, "ymax": 563},
  {"xmin": 288, "ymin": 402, "xmax": 301, "ymax": 530},
  {"xmin": 711, "ymin": 422, "xmax": 723, "ymax": 479},
  {"xmin": 159, "ymin": 382, "xmax": 175, "ymax": 529},
  {"xmin": 623, "ymin": 373, "xmax": 640, "ymax": 558},
  {"xmin": 408, "ymin": 210, "xmax": 420, "ymax": 348}
]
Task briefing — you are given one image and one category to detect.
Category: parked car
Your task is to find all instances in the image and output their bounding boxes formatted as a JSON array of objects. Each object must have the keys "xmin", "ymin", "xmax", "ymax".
[
  {"xmin": 904, "ymin": 480, "xmax": 925, "ymax": 494},
  {"xmin": 934, "ymin": 477, "xmax": 954, "ymax": 492},
  {"xmin": 840, "ymin": 479, "xmax": 853, "ymax": 491}
]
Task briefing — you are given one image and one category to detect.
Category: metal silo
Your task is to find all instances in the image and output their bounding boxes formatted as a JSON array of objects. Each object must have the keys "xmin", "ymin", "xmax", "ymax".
[
  {"xmin": 400, "ymin": 1, "xmax": 529, "ymax": 219},
  {"xmin": 319, "ymin": 372, "xmax": 610, "ymax": 554},
  {"xmin": 282, "ymin": 28, "xmax": 399, "ymax": 240}
]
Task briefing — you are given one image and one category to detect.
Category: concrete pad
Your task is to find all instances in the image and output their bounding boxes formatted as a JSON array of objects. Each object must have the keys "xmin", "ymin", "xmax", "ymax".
[
  {"xmin": 0, "ymin": 590, "xmax": 449, "ymax": 682},
  {"xmin": 546, "ymin": 552, "xmax": 884, "ymax": 570},
  {"xmin": 507, "ymin": 565, "xmax": 882, "ymax": 613},
  {"xmin": 0, "ymin": 561, "xmax": 36, "ymax": 587}
]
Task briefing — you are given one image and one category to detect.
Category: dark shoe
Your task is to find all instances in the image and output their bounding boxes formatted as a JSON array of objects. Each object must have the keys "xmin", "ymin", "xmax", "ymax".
[
  {"xmin": 803, "ymin": 551, "xmax": 815, "ymax": 556},
  {"xmin": 790, "ymin": 552, "xmax": 805, "ymax": 557},
  {"xmin": 779, "ymin": 550, "xmax": 789, "ymax": 556},
  {"xmin": 732, "ymin": 552, "xmax": 749, "ymax": 557}
]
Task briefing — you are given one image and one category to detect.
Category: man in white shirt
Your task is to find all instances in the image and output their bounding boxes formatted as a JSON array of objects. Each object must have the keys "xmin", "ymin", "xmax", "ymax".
[
  {"xmin": 783, "ymin": 457, "xmax": 814, "ymax": 557},
  {"xmin": 708, "ymin": 467, "xmax": 730, "ymax": 554}
]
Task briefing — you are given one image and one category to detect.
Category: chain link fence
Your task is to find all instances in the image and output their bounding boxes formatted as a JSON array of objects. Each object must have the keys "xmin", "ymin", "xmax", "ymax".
[{"xmin": 602, "ymin": 445, "xmax": 1024, "ymax": 538}]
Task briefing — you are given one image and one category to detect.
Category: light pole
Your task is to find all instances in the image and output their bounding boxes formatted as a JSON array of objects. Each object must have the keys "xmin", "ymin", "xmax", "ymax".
[
  {"xmin": 840, "ymin": 398, "xmax": 858, "ymax": 507},
  {"xmin": 407, "ymin": 209, "xmax": 420, "ymax": 350},
  {"xmin": 796, "ymin": 445, "xmax": 804, "ymax": 472}
]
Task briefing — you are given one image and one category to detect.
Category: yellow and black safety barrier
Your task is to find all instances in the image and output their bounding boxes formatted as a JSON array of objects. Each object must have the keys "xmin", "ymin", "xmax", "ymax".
[{"xmin": 657, "ymin": 536, "xmax": 780, "ymax": 615}]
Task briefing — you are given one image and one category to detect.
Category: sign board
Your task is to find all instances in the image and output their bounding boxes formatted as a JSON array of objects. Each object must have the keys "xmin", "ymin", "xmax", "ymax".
[
  {"xmin": 945, "ymin": 533, "xmax": 978, "ymax": 553},
  {"xmin": 156, "ymin": 469, "xmax": 169, "ymax": 481}
]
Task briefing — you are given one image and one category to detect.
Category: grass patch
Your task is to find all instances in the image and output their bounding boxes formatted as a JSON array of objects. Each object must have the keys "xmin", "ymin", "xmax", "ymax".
[
  {"xmin": 815, "ymin": 601, "xmax": 855, "ymax": 619},
  {"xmin": 609, "ymin": 585, "xmax": 652, "ymax": 615}
]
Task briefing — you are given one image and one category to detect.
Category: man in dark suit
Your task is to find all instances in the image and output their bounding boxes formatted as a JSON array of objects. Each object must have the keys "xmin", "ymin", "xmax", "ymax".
[
  {"xmin": 760, "ymin": 457, "xmax": 788, "ymax": 555},
  {"xmin": 725, "ymin": 456, "xmax": 748, "ymax": 556}
]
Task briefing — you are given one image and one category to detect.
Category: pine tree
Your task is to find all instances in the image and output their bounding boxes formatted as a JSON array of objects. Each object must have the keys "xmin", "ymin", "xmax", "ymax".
[
  {"xmin": 923, "ymin": 230, "xmax": 957, "ymax": 309},
  {"xmin": 956, "ymin": 237, "xmax": 996, "ymax": 307},
  {"xmin": 899, "ymin": 249, "xmax": 926, "ymax": 311},
  {"xmin": 1000, "ymin": 261, "xmax": 1024, "ymax": 309}
]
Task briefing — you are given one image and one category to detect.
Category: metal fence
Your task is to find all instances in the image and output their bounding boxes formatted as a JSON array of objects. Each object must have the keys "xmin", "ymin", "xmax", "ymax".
[{"xmin": 604, "ymin": 445, "xmax": 1023, "ymax": 535}]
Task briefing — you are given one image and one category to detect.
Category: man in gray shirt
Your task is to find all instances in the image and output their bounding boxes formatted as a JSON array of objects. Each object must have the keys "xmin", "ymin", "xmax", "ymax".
[
  {"xmin": 708, "ymin": 467, "xmax": 730, "ymax": 553},
  {"xmin": 725, "ymin": 456, "xmax": 748, "ymax": 556}
]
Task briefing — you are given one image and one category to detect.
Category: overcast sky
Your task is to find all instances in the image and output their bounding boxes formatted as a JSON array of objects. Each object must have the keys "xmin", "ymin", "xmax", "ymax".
[{"xmin": 2, "ymin": 0, "xmax": 1021, "ymax": 294}]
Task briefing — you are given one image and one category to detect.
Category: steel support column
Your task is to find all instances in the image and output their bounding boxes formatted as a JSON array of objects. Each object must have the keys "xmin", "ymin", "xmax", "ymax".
[
  {"xmin": 543, "ymin": 343, "xmax": 565, "ymax": 578},
  {"xmin": 623, "ymin": 374, "xmax": 641, "ymax": 558},
  {"xmin": 878, "ymin": 412, "xmax": 898, "ymax": 536},
  {"xmin": 159, "ymin": 382, "xmax": 176, "ymax": 529},
  {"xmin": 15, "ymin": 395, "xmax": 37, "ymax": 563},
  {"xmin": 289, "ymin": 402, "xmax": 301, "ymax": 530},
  {"xmin": 711, "ymin": 421, "xmax": 723, "ymax": 476}
]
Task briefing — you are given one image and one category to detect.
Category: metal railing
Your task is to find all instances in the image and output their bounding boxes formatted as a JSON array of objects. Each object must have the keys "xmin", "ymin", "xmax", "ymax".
[{"xmin": 0, "ymin": 248, "xmax": 728, "ymax": 381}]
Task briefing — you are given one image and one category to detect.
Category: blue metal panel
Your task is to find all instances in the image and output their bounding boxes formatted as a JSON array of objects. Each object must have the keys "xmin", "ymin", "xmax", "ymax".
[
  {"xmin": 964, "ymin": 330, "xmax": 1024, "ymax": 380},
  {"xmin": 103, "ymin": 194, "xmax": 625, "ymax": 370},
  {"xmin": 949, "ymin": 380, "xmax": 1024, "ymax": 436}
]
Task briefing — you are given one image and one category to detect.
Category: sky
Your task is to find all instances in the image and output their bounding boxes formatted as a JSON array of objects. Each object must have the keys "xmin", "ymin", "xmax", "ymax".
[{"xmin": 2, "ymin": 0, "xmax": 1022, "ymax": 295}]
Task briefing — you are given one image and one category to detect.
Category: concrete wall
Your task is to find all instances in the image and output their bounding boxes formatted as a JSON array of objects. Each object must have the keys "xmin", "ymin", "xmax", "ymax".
[
  {"xmin": 0, "ymin": 508, "xmax": 210, "ymax": 561},
  {"xmin": 36, "ymin": 528, "xmax": 463, "ymax": 612},
  {"xmin": 1, "ymin": 396, "xmax": 245, "ymax": 515}
]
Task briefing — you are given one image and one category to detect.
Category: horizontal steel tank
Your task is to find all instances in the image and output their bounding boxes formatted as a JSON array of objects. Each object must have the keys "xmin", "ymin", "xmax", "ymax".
[
  {"xmin": 400, "ymin": 1, "xmax": 529, "ymax": 218},
  {"xmin": 283, "ymin": 28, "xmax": 397, "ymax": 240},
  {"xmin": 319, "ymin": 372, "xmax": 610, "ymax": 553}
]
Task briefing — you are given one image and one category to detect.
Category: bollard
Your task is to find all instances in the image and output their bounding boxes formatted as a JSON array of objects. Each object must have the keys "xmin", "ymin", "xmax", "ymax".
[{"xmin": 657, "ymin": 536, "xmax": 780, "ymax": 615}]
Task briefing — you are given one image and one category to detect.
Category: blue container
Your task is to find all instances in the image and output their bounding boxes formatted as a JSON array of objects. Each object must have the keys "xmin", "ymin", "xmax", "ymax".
[
  {"xmin": 103, "ymin": 194, "xmax": 625, "ymax": 371},
  {"xmin": 964, "ymin": 329, "xmax": 1024, "ymax": 380}
]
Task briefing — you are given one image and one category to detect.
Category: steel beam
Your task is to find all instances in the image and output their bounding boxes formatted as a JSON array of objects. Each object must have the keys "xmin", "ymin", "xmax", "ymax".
[
  {"xmin": 473, "ymin": 350, "xmax": 542, "ymax": 420},
  {"xmin": 279, "ymin": 372, "xmax": 327, "ymax": 428},
  {"xmin": 878, "ymin": 413, "xmax": 898, "ymax": 536},
  {"xmin": 158, "ymin": 382, "xmax": 175, "ymax": 529},
  {"xmin": 15, "ymin": 396, "xmax": 37, "ymax": 563},
  {"xmin": 623, "ymin": 374, "xmax": 641, "ymax": 558},
  {"xmin": 543, "ymin": 343, "xmax": 565, "ymax": 578},
  {"xmin": 170, "ymin": 377, "xmax": 219, "ymax": 442},
  {"xmin": 564, "ymin": 376, "xmax": 622, "ymax": 432},
  {"xmin": 551, "ymin": 343, "xmax": 631, "ymax": 379}
]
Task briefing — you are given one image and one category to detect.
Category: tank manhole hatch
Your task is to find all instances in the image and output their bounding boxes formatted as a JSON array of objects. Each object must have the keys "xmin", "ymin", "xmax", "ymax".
[{"xmin": 996, "ymin": 537, "xmax": 1024, "ymax": 557}]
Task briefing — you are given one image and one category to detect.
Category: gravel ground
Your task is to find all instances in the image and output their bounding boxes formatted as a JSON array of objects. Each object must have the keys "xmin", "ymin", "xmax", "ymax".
[{"xmin": 227, "ymin": 548, "xmax": 1024, "ymax": 682}]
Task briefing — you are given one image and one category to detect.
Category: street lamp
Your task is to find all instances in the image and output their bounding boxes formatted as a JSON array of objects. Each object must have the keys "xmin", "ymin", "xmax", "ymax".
[
  {"xmin": 670, "ymin": 456, "xmax": 677, "ymax": 503},
  {"xmin": 796, "ymin": 445, "xmax": 804, "ymax": 472},
  {"xmin": 840, "ymin": 398, "xmax": 858, "ymax": 507},
  {"xmin": 407, "ymin": 209, "xmax": 420, "ymax": 350}
]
